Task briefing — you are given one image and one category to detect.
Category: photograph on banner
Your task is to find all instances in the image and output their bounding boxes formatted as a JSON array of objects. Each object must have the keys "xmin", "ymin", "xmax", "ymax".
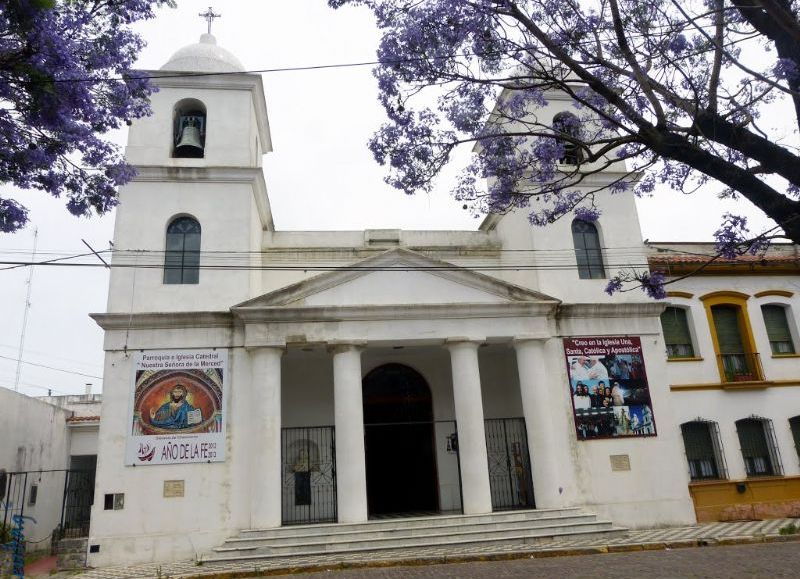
[
  {"xmin": 125, "ymin": 349, "xmax": 227, "ymax": 465},
  {"xmin": 564, "ymin": 336, "xmax": 656, "ymax": 440}
]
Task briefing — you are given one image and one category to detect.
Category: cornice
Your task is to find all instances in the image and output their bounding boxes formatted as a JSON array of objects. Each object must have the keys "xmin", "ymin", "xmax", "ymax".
[
  {"xmin": 232, "ymin": 302, "xmax": 557, "ymax": 324},
  {"xmin": 91, "ymin": 311, "xmax": 234, "ymax": 331},
  {"xmin": 557, "ymin": 302, "xmax": 667, "ymax": 318}
]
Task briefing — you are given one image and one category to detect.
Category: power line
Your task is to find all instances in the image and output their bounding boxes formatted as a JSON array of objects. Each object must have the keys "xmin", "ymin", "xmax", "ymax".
[{"xmin": 0, "ymin": 354, "xmax": 103, "ymax": 380}]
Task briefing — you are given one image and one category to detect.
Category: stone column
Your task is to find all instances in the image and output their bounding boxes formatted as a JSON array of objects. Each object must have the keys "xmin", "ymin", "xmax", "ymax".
[
  {"xmin": 331, "ymin": 343, "xmax": 369, "ymax": 523},
  {"xmin": 249, "ymin": 345, "xmax": 284, "ymax": 528},
  {"xmin": 513, "ymin": 337, "xmax": 566, "ymax": 508},
  {"xmin": 446, "ymin": 338, "xmax": 493, "ymax": 515}
]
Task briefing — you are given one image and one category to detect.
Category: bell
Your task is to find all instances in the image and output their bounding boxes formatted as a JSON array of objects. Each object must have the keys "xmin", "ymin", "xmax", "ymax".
[{"xmin": 174, "ymin": 120, "xmax": 204, "ymax": 158}]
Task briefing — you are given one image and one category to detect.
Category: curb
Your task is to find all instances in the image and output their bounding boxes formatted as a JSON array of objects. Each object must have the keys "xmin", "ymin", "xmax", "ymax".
[{"xmin": 134, "ymin": 532, "xmax": 800, "ymax": 579}]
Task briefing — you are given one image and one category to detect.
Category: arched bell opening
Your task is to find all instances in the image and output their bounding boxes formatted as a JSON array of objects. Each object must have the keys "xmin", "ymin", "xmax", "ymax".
[
  {"xmin": 362, "ymin": 363, "xmax": 440, "ymax": 516},
  {"xmin": 172, "ymin": 98, "xmax": 207, "ymax": 158}
]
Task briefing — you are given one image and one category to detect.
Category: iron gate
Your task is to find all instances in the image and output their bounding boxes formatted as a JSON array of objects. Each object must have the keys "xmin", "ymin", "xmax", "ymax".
[
  {"xmin": 484, "ymin": 418, "xmax": 535, "ymax": 510},
  {"xmin": 281, "ymin": 426, "xmax": 337, "ymax": 525},
  {"xmin": 1, "ymin": 469, "xmax": 95, "ymax": 542}
]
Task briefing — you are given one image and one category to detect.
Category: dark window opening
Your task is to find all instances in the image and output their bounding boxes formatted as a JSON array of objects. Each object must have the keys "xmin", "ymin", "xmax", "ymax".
[
  {"xmin": 572, "ymin": 219, "xmax": 605, "ymax": 279},
  {"xmin": 735, "ymin": 417, "xmax": 783, "ymax": 477},
  {"xmin": 661, "ymin": 307, "xmax": 695, "ymax": 358},
  {"xmin": 172, "ymin": 99, "xmax": 207, "ymax": 158},
  {"xmin": 762, "ymin": 305, "xmax": 795, "ymax": 355},
  {"xmin": 553, "ymin": 111, "xmax": 583, "ymax": 165},
  {"xmin": 164, "ymin": 216, "xmax": 201, "ymax": 284},
  {"xmin": 681, "ymin": 420, "xmax": 726, "ymax": 480}
]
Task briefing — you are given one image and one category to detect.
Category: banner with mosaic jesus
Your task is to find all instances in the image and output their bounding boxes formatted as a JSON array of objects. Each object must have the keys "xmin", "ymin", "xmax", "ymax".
[
  {"xmin": 125, "ymin": 349, "xmax": 227, "ymax": 466},
  {"xmin": 563, "ymin": 337, "xmax": 656, "ymax": 440}
]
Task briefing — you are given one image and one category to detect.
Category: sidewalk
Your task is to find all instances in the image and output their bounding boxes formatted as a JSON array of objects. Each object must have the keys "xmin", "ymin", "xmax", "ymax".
[{"xmin": 58, "ymin": 518, "xmax": 800, "ymax": 579}]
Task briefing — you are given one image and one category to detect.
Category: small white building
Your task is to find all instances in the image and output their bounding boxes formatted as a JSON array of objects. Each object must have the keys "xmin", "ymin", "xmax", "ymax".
[
  {"xmin": 0, "ymin": 389, "xmax": 100, "ymax": 551},
  {"xmin": 81, "ymin": 34, "xmax": 799, "ymax": 568}
]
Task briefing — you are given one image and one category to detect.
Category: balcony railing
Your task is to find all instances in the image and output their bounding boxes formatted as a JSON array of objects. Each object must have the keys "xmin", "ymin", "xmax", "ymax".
[{"xmin": 718, "ymin": 352, "xmax": 763, "ymax": 383}]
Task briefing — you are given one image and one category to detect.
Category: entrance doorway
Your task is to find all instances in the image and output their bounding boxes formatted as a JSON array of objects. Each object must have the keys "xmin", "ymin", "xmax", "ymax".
[{"xmin": 363, "ymin": 363, "xmax": 439, "ymax": 516}]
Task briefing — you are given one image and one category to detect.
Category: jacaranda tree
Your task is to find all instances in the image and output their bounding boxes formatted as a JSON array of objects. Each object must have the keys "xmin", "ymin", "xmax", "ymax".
[
  {"xmin": 0, "ymin": 0, "xmax": 174, "ymax": 234},
  {"xmin": 328, "ymin": 0, "xmax": 800, "ymax": 297}
]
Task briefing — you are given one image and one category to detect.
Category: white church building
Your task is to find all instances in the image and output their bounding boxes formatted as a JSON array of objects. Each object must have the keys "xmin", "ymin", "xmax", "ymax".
[{"xmin": 82, "ymin": 34, "xmax": 800, "ymax": 567}]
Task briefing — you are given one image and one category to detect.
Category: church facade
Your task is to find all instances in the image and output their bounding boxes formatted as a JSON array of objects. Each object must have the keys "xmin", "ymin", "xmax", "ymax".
[{"xmin": 84, "ymin": 35, "xmax": 799, "ymax": 567}]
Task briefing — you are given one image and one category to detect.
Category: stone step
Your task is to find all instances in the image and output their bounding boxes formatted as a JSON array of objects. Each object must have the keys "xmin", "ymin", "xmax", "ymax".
[
  {"xmin": 222, "ymin": 513, "xmax": 598, "ymax": 548},
  {"xmin": 204, "ymin": 523, "xmax": 625, "ymax": 563},
  {"xmin": 239, "ymin": 507, "xmax": 584, "ymax": 539}
]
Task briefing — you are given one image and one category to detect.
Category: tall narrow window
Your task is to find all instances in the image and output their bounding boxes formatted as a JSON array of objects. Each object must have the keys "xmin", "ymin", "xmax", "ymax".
[
  {"xmin": 661, "ymin": 307, "xmax": 696, "ymax": 358},
  {"xmin": 711, "ymin": 305, "xmax": 755, "ymax": 381},
  {"xmin": 571, "ymin": 219, "xmax": 605, "ymax": 279},
  {"xmin": 735, "ymin": 417, "xmax": 783, "ymax": 477},
  {"xmin": 164, "ymin": 216, "xmax": 201, "ymax": 284},
  {"xmin": 790, "ymin": 416, "xmax": 800, "ymax": 462},
  {"xmin": 680, "ymin": 420, "xmax": 726, "ymax": 480},
  {"xmin": 761, "ymin": 305, "xmax": 796, "ymax": 354},
  {"xmin": 553, "ymin": 112, "xmax": 582, "ymax": 165}
]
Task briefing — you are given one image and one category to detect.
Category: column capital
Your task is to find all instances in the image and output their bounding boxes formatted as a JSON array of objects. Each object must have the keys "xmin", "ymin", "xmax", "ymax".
[
  {"xmin": 512, "ymin": 334, "xmax": 550, "ymax": 348},
  {"xmin": 327, "ymin": 340, "xmax": 367, "ymax": 355},
  {"xmin": 245, "ymin": 342, "xmax": 286, "ymax": 354},
  {"xmin": 444, "ymin": 337, "xmax": 484, "ymax": 349}
]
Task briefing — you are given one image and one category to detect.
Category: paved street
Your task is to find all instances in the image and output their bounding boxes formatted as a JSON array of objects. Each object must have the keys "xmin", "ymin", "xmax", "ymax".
[{"xmin": 284, "ymin": 542, "xmax": 800, "ymax": 578}]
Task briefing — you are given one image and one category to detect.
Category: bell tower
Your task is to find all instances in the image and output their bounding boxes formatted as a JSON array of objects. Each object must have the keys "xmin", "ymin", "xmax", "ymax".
[{"xmin": 107, "ymin": 33, "xmax": 274, "ymax": 313}]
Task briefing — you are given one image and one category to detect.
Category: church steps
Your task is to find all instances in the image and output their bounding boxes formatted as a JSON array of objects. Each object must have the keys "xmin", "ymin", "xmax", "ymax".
[
  {"xmin": 205, "ymin": 512, "xmax": 624, "ymax": 562},
  {"xmin": 222, "ymin": 513, "xmax": 598, "ymax": 547},
  {"xmin": 239, "ymin": 507, "xmax": 584, "ymax": 539}
]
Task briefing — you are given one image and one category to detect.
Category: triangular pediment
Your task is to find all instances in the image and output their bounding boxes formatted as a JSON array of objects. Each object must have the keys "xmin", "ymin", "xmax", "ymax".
[{"xmin": 234, "ymin": 248, "xmax": 559, "ymax": 309}]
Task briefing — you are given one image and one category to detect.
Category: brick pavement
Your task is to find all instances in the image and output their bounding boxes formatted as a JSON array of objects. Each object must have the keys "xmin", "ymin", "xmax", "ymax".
[{"xmin": 58, "ymin": 518, "xmax": 800, "ymax": 579}]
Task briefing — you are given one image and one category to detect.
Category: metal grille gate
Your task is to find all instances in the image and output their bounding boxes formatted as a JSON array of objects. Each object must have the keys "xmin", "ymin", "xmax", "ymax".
[
  {"xmin": 1, "ymin": 469, "xmax": 94, "ymax": 541},
  {"xmin": 484, "ymin": 418, "xmax": 535, "ymax": 510},
  {"xmin": 281, "ymin": 426, "xmax": 337, "ymax": 525}
]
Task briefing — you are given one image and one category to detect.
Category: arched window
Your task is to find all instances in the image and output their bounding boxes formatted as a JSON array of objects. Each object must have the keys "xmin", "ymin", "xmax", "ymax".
[
  {"xmin": 571, "ymin": 219, "xmax": 605, "ymax": 279},
  {"xmin": 735, "ymin": 416, "xmax": 783, "ymax": 477},
  {"xmin": 661, "ymin": 306, "xmax": 696, "ymax": 359},
  {"xmin": 172, "ymin": 99, "xmax": 206, "ymax": 158},
  {"xmin": 164, "ymin": 216, "xmax": 201, "ymax": 284},
  {"xmin": 761, "ymin": 304, "xmax": 796, "ymax": 354},
  {"xmin": 680, "ymin": 420, "xmax": 727, "ymax": 480},
  {"xmin": 553, "ymin": 111, "xmax": 582, "ymax": 165}
]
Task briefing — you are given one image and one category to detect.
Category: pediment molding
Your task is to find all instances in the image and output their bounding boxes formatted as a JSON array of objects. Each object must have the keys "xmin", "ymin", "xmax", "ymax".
[{"xmin": 234, "ymin": 248, "xmax": 560, "ymax": 309}]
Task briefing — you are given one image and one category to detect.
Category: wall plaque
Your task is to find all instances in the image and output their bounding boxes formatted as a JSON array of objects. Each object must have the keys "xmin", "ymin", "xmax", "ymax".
[
  {"xmin": 610, "ymin": 454, "xmax": 631, "ymax": 471},
  {"xmin": 163, "ymin": 480, "xmax": 185, "ymax": 498}
]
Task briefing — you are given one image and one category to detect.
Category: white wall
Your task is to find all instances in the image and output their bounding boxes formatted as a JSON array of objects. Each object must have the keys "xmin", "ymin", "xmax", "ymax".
[{"xmin": 0, "ymin": 388, "xmax": 71, "ymax": 549}]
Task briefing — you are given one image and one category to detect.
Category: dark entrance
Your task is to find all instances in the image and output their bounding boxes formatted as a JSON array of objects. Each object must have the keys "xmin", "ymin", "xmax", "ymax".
[{"xmin": 363, "ymin": 363, "xmax": 439, "ymax": 516}]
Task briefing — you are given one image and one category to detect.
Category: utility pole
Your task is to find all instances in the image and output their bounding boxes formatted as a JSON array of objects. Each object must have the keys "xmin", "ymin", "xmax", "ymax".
[{"xmin": 14, "ymin": 227, "xmax": 37, "ymax": 392}]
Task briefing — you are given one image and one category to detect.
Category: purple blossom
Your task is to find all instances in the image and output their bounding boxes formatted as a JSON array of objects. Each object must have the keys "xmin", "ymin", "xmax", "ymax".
[
  {"xmin": 0, "ymin": 0, "xmax": 173, "ymax": 233},
  {"xmin": 774, "ymin": 58, "xmax": 800, "ymax": 82},
  {"xmin": 604, "ymin": 277, "xmax": 623, "ymax": 295},
  {"xmin": 639, "ymin": 271, "xmax": 667, "ymax": 300}
]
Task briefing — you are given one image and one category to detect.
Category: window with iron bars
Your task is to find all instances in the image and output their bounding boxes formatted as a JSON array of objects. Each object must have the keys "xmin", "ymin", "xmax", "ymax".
[
  {"xmin": 680, "ymin": 420, "xmax": 727, "ymax": 480},
  {"xmin": 735, "ymin": 416, "xmax": 783, "ymax": 477},
  {"xmin": 790, "ymin": 416, "xmax": 800, "ymax": 464}
]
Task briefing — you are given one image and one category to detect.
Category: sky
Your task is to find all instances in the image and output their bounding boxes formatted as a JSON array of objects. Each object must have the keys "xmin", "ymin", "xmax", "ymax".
[{"xmin": 0, "ymin": 0, "xmax": 786, "ymax": 397}]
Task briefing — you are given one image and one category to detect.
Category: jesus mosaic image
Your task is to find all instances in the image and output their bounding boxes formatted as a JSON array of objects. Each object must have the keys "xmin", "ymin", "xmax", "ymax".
[
  {"xmin": 131, "ymin": 368, "xmax": 223, "ymax": 436},
  {"xmin": 149, "ymin": 383, "xmax": 202, "ymax": 429}
]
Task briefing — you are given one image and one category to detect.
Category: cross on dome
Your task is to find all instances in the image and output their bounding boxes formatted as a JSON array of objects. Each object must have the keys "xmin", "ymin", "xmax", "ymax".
[{"xmin": 199, "ymin": 6, "xmax": 221, "ymax": 35}]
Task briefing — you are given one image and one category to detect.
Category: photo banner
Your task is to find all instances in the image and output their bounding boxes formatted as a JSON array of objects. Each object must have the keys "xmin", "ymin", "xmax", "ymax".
[
  {"xmin": 125, "ymin": 349, "xmax": 227, "ymax": 466},
  {"xmin": 563, "ymin": 336, "xmax": 656, "ymax": 440}
]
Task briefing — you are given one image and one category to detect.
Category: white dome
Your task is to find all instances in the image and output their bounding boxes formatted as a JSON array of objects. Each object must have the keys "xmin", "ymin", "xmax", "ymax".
[{"xmin": 161, "ymin": 34, "xmax": 244, "ymax": 73}]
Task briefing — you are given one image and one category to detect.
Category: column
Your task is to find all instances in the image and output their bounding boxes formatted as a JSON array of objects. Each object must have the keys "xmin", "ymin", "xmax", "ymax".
[
  {"xmin": 249, "ymin": 345, "xmax": 284, "ymax": 528},
  {"xmin": 513, "ymin": 337, "xmax": 567, "ymax": 508},
  {"xmin": 446, "ymin": 339, "xmax": 493, "ymax": 515},
  {"xmin": 331, "ymin": 343, "xmax": 369, "ymax": 523}
]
